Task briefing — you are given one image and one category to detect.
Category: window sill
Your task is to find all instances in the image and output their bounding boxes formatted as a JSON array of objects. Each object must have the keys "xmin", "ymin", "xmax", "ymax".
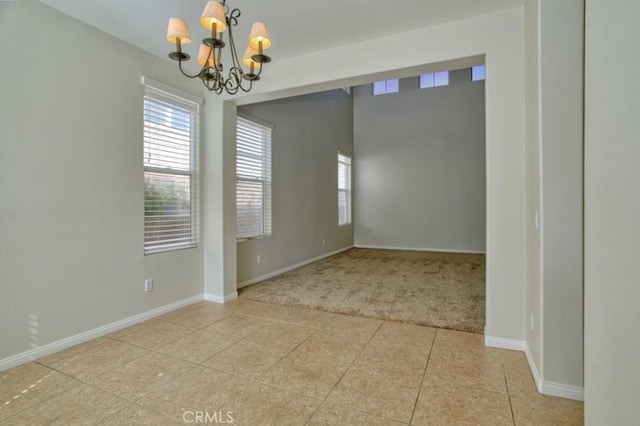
[
  {"xmin": 144, "ymin": 243, "xmax": 199, "ymax": 256},
  {"xmin": 237, "ymin": 234, "xmax": 272, "ymax": 243}
]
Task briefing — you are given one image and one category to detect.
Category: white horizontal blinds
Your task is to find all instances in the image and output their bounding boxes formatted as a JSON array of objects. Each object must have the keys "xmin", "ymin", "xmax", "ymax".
[
  {"xmin": 236, "ymin": 116, "xmax": 272, "ymax": 239},
  {"xmin": 338, "ymin": 152, "xmax": 352, "ymax": 225},
  {"xmin": 143, "ymin": 85, "xmax": 199, "ymax": 253}
]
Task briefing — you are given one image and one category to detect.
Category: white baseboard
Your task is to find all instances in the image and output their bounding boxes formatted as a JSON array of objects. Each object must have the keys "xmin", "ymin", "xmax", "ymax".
[
  {"xmin": 354, "ymin": 244, "xmax": 486, "ymax": 255},
  {"xmin": 485, "ymin": 335, "xmax": 527, "ymax": 351},
  {"xmin": 523, "ymin": 344, "xmax": 544, "ymax": 393},
  {"xmin": 237, "ymin": 246, "xmax": 354, "ymax": 289},
  {"xmin": 204, "ymin": 292, "xmax": 238, "ymax": 303},
  {"xmin": 524, "ymin": 346, "xmax": 584, "ymax": 401},
  {"xmin": 486, "ymin": 336, "xmax": 584, "ymax": 401},
  {"xmin": 522, "ymin": 343, "xmax": 584, "ymax": 401},
  {"xmin": 540, "ymin": 380, "xmax": 584, "ymax": 401},
  {"xmin": 0, "ymin": 294, "xmax": 203, "ymax": 372}
]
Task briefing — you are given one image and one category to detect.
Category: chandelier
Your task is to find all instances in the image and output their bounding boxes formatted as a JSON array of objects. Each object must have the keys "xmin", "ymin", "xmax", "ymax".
[{"xmin": 166, "ymin": 0, "xmax": 272, "ymax": 95}]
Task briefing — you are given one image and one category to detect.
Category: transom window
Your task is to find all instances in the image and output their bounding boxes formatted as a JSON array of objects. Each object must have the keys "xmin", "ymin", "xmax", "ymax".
[
  {"xmin": 373, "ymin": 79, "xmax": 399, "ymax": 95},
  {"xmin": 472, "ymin": 65, "xmax": 486, "ymax": 81},
  {"xmin": 420, "ymin": 71, "xmax": 449, "ymax": 89}
]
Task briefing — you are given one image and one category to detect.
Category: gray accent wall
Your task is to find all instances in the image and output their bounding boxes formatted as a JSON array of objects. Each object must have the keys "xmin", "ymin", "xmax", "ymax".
[
  {"xmin": 236, "ymin": 90, "xmax": 354, "ymax": 285},
  {"xmin": 353, "ymin": 71, "xmax": 486, "ymax": 252}
]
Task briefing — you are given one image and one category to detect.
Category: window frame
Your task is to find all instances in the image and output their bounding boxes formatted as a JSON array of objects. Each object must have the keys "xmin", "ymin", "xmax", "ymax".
[
  {"xmin": 236, "ymin": 113, "xmax": 273, "ymax": 240},
  {"xmin": 338, "ymin": 152, "xmax": 352, "ymax": 226},
  {"xmin": 142, "ymin": 77, "xmax": 201, "ymax": 255}
]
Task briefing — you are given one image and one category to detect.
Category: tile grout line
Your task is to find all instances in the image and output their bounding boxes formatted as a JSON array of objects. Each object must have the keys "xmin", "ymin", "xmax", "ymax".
[
  {"xmin": 503, "ymin": 362, "xmax": 517, "ymax": 426},
  {"xmin": 4, "ymin": 363, "xmax": 159, "ymax": 424},
  {"xmin": 302, "ymin": 320, "xmax": 386, "ymax": 425},
  {"xmin": 0, "ymin": 365, "xmax": 80, "ymax": 422},
  {"xmin": 408, "ymin": 327, "xmax": 439, "ymax": 425},
  {"xmin": 28, "ymin": 317, "xmax": 215, "ymax": 424},
  {"xmin": 193, "ymin": 318, "xmax": 329, "ymax": 425},
  {"xmin": 197, "ymin": 325, "xmax": 314, "ymax": 387}
]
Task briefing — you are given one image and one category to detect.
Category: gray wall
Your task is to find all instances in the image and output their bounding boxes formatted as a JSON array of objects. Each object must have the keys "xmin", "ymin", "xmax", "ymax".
[
  {"xmin": 585, "ymin": 0, "xmax": 640, "ymax": 422},
  {"xmin": 353, "ymin": 71, "xmax": 486, "ymax": 252},
  {"xmin": 236, "ymin": 90, "xmax": 354, "ymax": 285},
  {"xmin": 539, "ymin": 0, "xmax": 584, "ymax": 389},
  {"xmin": 0, "ymin": 0, "xmax": 203, "ymax": 361},
  {"xmin": 524, "ymin": 0, "xmax": 584, "ymax": 395},
  {"xmin": 524, "ymin": 0, "xmax": 543, "ymax": 382}
]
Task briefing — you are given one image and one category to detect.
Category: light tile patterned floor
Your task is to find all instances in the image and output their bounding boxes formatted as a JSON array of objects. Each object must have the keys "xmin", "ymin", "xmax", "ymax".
[{"xmin": 0, "ymin": 300, "xmax": 583, "ymax": 425}]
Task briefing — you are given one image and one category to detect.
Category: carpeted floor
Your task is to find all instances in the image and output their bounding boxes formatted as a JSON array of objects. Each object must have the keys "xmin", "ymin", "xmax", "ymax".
[{"xmin": 238, "ymin": 248, "xmax": 485, "ymax": 334}]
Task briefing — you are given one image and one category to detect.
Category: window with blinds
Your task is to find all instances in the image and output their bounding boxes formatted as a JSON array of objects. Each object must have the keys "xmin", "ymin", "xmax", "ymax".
[
  {"xmin": 236, "ymin": 115, "xmax": 272, "ymax": 239},
  {"xmin": 338, "ymin": 152, "xmax": 352, "ymax": 225},
  {"xmin": 143, "ymin": 80, "xmax": 200, "ymax": 254}
]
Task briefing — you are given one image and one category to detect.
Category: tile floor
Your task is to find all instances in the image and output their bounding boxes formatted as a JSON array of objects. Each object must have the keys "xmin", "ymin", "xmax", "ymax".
[{"xmin": 0, "ymin": 300, "xmax": 583, "ymax": 425}]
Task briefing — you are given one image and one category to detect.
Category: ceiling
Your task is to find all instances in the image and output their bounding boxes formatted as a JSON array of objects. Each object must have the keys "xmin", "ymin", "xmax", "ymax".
[{"xmin": 40, "ymin": 0, "xmax": 523, "ymax": 66}]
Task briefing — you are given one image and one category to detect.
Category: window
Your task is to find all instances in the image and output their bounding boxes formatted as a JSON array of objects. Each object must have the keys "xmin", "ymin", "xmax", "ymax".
[
  {"xmin": 472, "ymin": 65, "xmax": 486, "ymax": 81},
  {"xmin": 236, "ymin": 115, "xmax": 272, "ymax": 239},
  {"xmin": 420, "ymin": 71, "xmax": 449, "ymax": 89},
  {"xmin": 338, "ymin": 152, "xmax": 352, "ymax": 225},
  {"xmin": 373, "ymin": 79, "xmax": 399, "ymax": 95},
  {"xmin": 143, "ymin": 78, "xmax": 200, "ymax": 254}
]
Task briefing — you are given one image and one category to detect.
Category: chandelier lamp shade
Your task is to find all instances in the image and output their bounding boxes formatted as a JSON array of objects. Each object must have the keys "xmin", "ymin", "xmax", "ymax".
[{"xmin": 166, "ymin": 0, "xmax": 272, "ymax": 95}]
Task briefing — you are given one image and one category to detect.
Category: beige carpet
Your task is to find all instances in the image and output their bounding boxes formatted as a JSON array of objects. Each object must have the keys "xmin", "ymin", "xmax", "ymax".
[{"xmin": 238, "ymin": 248, "xmax": 485, "ymax": 334}]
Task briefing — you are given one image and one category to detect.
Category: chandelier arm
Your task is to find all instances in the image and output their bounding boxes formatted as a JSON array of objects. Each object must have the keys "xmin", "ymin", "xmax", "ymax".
[
  {"xmin": 212, "ymin": 69, "xmax": 223, "ymax": 94},
  {"xmin": 228, "ymin": 8, "xmax": 240, "ymax": 27},
  {"xmin": 223, "ymin": 67, "xmax": 243, "ymax": 94},
  {"xmin": 177, "ymin": 58, "xmax": 207, "ymax": 79},
  {"xmin": 226, "ymin": 9, "xmax": 244, "ymax": 74},
  {"xmin": 238, "ymin": 78, "xmax": 254, "ymax": 93},
  {"xmin": 201, "ymin": 66, "xmax": 216, "ymax": 91},
  {"xmin": 253, "ymin": 63, "xmax": 264, "ymax": 79}
]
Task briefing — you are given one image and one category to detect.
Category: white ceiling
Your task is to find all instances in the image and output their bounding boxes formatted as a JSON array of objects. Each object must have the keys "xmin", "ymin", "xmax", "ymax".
[{"xmin": 40, "ymin": 0, "xmax": 523, "ymax": 66}]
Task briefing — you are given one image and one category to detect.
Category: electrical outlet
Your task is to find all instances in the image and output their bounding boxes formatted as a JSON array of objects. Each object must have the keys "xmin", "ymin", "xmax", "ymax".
[
  {"xmin": 322, "ymin": 239, "xmax": 326, "ymax": 246},
  {"xmin": 145, "ymin": 279, "xmax": 153, "ymax": 292},
  {"xmin": 530, "ymin": 313, "xmax": 534, "ymax": 331},
  {"xmin": 257, "ymin": 254, "xmax": 261, "ymax": 264}
]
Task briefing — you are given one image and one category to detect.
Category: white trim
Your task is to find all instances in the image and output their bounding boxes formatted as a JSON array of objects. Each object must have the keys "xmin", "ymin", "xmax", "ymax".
[
  {"xmin": 204, "ymin": 292, "xmax": 238, "ymax": 304},
  {"xmin": 484, "ymin": 335, "xmax": 526, "ymax": 351},
  {"xmin": 485, "ymin": 337, "xmax": 583, "ymax": 401},
  {"xmin": 141, "ymin": 76, "xmax": 203, "ymax": 105},
  {"xmin": 0, "ymin": 294, "xmax": 203, "ymax": 372},
  {"xmin": 237, "ymin": 246, "xmax": 354, "ymax": 288},
  {"xmin": 236, "ymin": 111, "xmax": 275, "ymax": 130},
  {"xmin": 523, "ymin": 343, "xmax": 584, "ymax": 402},
  {"xmin": 354, "ymin": 244, "xmax": 485, "ymax": 255},
  {"xmin": 524, "ymin": 343, "xmax": 544, "ymax": 393},
  {"xmin": 540, "ymin": 380, "xmax": 584, "ymax": 401}
]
